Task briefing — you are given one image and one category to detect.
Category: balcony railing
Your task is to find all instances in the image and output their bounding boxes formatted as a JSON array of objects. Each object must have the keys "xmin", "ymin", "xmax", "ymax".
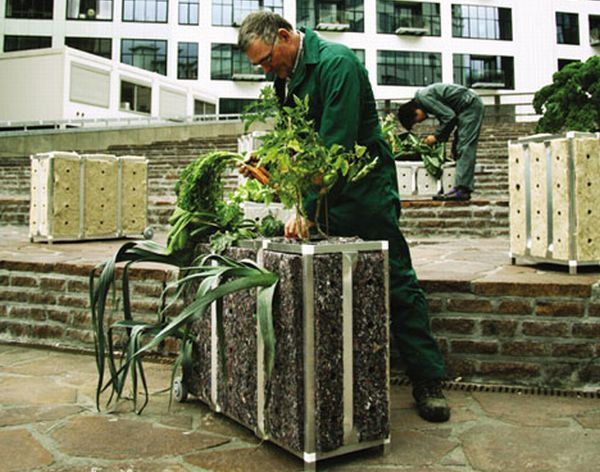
[
  {"xmin": 394, "ymin": 16, "xmax": 428, "ymax": 36},
  {"xmin": 470, "ymin": 70, "xmax": 506, "ymax": 89}
]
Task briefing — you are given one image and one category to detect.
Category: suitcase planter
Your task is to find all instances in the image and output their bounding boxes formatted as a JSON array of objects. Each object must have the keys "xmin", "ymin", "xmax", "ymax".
[
  {"xmin": 395, "ymin": 161, "xmax": 456, "ymax": 197},
  {"xmin": 176, "ymin": 238, "xmax": 391, "ymax": 470},
  {"xmin": 508, "ymin": 132, "xmax": 600, "ymax": 273},
  {"xmin": 29, "ymin": 151, "xmax": 150, "ymax": 242}
]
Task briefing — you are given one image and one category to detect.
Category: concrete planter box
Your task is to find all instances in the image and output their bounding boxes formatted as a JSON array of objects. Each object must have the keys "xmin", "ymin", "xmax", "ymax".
[
  {"xmin": 182, "ymin": 238, "xmax": 391, "ymax": 469},
  {"xmin": 29, "ymin": 151, "xmax": 149, "ymax": 242},
  {"xmin": 508, "ymin": 132, "xmax": 600, "ymax": 273}
]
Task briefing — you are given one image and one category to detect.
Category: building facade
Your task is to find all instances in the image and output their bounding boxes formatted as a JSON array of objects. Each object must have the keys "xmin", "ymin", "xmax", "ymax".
[{"xmin": 1, "ymin": 0, "xmax": 599, "ymax": 116}]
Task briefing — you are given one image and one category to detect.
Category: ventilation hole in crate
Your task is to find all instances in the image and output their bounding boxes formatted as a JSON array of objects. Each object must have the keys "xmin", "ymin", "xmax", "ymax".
[
  {"xmin": 100, "ymin": 187, "xmax": 105, "ymax": 191},
  {"xmin": 587, "ymin": 154, "xmax": 590, "ymax": 159},
  {"xmin": 536, "ymin": 184, "xmax": 540, "ymax": 189},
  {"xmin": 557, "ymin": 183, "xmax": 561, "ymax": 188},
  {"xmin": 515, "ymin": 184, "xmax": 521, "ymax": 191},
  {"xmin": 100, "ymin": 204, "xmax": 105, "ymax": 209},
  {"xmin": 101, "ymin": 170, "xmax": 105, "ymax": 174},
  {"xmin": 588, "ymin": 209, "xmax": 592, "ymax": 215},
  {"xmin": 515, "ymin": 158, "xmax": 519, "ymax": 164},
  {"xmin": 536, "ymin": 236, "xmax": 541, "ymax": 241},
  {"xmin": 65, "ymin": 204, "xmax": 69, "ymax": 208},
  {"xmin": 100, "ymin": 220, "xmax": 104, "ymax": 225},
  {"xmin": 556, "ymin": 155, "xmax": 560, "ymax": 161},
  {"xmin": 536, "ymin": 210, "xmax": 541, "ymax": 215},
  {"xmin": 588, "ymin": 239, "xmax": 593, "ymax": 244},
  {"xmin": 66, "ymin": 169, "xmax": 70, "ymax": 173},
  {"xmin": 536, "ymin": 157, "xmax": 540, "ymax": 162},
  {"xmin": 66, "ymin": 187, "xmax": 70, "ymax": 191},
  {"xmin": 132, "ymin": 187, "xmax": 136, "ymax": 191},
  {"xmin": 557, "ymin": 210, "xmax": 562, "ymax": 216},
  {"xmin": 132, "ymin": 204, "xmax": 136, "ymax": 208},
  {"xmin": 131, "ymin": 219, "xmax": 136, "ymax": 224},
  {"xmin": 516, "ymin": 234, "xmax": 521, "ymax": 239},
  {"xmin": 133, "ymin": 171, "xmax": 137, "ymax": 175},
  {"xmin": 587, "ymin": 182, "xmax": 591, "ymax": 187},
  {"xmin": 64, "ymin": 221, "xmax": 69, "ymax": 225},
  {"xmin": 517, "ymin": 209, "xmax": 521, "ymax": 214},
  {"xmin": 558, "ymin": 238, "xmax": 562, "ymax": 243}
]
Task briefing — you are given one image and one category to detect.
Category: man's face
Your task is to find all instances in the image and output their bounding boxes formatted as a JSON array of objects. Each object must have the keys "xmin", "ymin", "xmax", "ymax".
[
  {"xmin": 415, "ymin": 108, "xmax": 427, "ymax": 123},
  {"xmin": 245, "ymin": 29, "xmax": 295, "ymax": 79}
]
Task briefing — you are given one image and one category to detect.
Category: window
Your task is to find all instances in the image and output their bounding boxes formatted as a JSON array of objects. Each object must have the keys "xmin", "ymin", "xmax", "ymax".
[
  {"xmin": 213, "ymin": 0, "xmax": 283, "ymax": 27},
  {"xmin": 179, "ymin": 0, "xmax": 198, "ymax": 24},
  {"xmin": 219, "ymin": 98, "xmax": 256, "ymax": 115},
  {"xmin": 178, "ymin": 42, "xmax": 198, "ymax": 80},
  {"xmin": 211, "ymin": 43, "xmax": 266, "ymax": 80},
  {"xmin": 452, "ymin": 4, "xmax": 512, "ymax": 40},
  {"xmin": 557, "ymin": 59, "xmax": 579, "ymax": 71},
  {"xmin": 589, "ymin": 15, "xmax": 600, "ymax": 46},
  {"xmin": 377, "ymin": 50, "xmax": 441, "ymax": 86},
  {"xmin": 194, "ymin": 99, "xmax": 217, "ymax": 116},
  {"xmin": 453, "ymin": 54, "xmax": 514, "ymax": 89},
  {"xmin": 121, "ymin": 39, "xmax": 167, "ymax": 75},
  {"xmin": 120, "ymin": 80, "xmax": 151, "ymax": 113},
  {"xmin": 65, "ymin": 37, "xmax": 112, "ymax": 59},
  {"xmin": 352, "ymin": 49, "xmax": 365, "ymax": 66},
  {"xmin": 4, "ymin": 35, "xmax": 51, "ymax": 52},
  {"xmin": 6, "ymin": 0, "xmax": 53, "ymax": 19},
  {"xmin": 556, "ymin": 12, "xmax": 579, "ymax": 45},
  {"xmin": 297, "ymin": 0, "xmax": 364, "ymax": 33},
  {"xmin": 66, "ymin": 0, "xmax": 112, "ymax": 20},
  {"xmin": 377, "ymin": 1, "xmax": 440, "ymax": 36},
  {"xmin": 123, "ymin": 0, "xmax": 167, "ymax": 22}
]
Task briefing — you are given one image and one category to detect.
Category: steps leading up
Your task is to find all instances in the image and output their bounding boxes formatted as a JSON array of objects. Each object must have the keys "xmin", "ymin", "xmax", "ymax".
[{"xmin": 0, "ymin": 121, "xmax": 538, "ymax": 237}]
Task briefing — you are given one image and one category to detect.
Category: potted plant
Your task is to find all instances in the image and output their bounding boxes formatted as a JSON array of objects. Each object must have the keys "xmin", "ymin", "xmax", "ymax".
[{"xmin": 90, "ymin": 86, "xmax": 391, "ymax": 467}]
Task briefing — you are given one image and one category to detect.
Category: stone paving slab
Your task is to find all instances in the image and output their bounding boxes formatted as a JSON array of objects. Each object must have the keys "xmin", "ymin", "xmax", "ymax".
[{"xmin": 1, "ymin": 345, "xmax": 599, "ymax": 472}]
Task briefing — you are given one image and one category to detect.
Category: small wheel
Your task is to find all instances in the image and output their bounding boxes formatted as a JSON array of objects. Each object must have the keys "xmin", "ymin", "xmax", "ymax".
[
  {"xmin": 143, "ymin": 226, "xmax": 154, "ymax": 240},
  {"xmin": 173, "ymin": 377, "xmax": 188, "ymax": 403}
]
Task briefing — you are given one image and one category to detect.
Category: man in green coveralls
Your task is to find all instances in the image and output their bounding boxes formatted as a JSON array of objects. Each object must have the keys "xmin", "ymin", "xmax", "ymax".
[
  {"xmin": 238, "ymin": 11, "xmax": 449, "ymax": 422},
  {"xmin": 397, "ymin": 83, "xmax": 484, "ymax": 201}
]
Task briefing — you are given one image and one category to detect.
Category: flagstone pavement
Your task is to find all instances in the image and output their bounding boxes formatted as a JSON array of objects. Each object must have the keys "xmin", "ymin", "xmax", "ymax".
[{"xmin": 1, "ymin": 343, "xmax": 599, "ymax": 472}]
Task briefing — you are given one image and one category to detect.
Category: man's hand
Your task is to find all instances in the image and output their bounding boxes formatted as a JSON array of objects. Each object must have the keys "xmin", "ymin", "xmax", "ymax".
[
  {"xmin": 237, "ymin": 152, "xmax": 270, "ymax": 185},
  {"xmin": 423, "ymin": 135, "xmax": 437, "ymax": 146},
  {"xmin": 284, "ymin": 215, "xmax": 313, "ymax": 239}
]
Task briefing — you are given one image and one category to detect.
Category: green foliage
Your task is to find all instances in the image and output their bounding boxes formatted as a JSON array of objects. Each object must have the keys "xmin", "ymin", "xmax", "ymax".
[
  {"xmin": 89, "ymin": 240, "xmax": 278, "ymax": 414},
  {"xmin": 533, "ymin": 56, "xmax": 600, "ymax": 133},
  {"xmin": 381, "ymin": 113, "xmax": 447, "ymax": 179},
  {"xmin": 249, "ymin": 88, "xmax": 378, "ymax": 235},
  {"xmin": 240, "ymin": 85, "xmax": 280, "ymax": 132}
]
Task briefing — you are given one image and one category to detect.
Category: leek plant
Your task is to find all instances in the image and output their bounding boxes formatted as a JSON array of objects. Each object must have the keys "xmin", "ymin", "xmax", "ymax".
[{"xmin": 90, "ymin": 239, "xmax": 278, "ymax": 414}]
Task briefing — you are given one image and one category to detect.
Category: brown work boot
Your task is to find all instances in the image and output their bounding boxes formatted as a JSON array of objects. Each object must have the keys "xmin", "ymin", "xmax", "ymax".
[{"xmin": 412, "ymin": 379, "xmax": 451, "ymax": 422}]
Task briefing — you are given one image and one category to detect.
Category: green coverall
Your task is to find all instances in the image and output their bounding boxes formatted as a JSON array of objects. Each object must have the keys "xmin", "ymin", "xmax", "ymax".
[
  {"xmin": 415, "ymin": 83, "xmax": 484, "ymax": 192},
  {"xmin": 274, "ymin": 28, "xmax": 445, "ymax": 381}
]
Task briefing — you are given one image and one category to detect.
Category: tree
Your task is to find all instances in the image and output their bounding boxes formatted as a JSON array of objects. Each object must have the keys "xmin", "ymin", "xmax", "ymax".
[{"xmin": 533, "ymin": 55, "xmax": 600, "ymax": 133}]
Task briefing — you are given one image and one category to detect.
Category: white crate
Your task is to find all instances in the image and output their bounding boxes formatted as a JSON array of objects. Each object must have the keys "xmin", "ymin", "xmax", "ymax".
[
  {"xmin": 508, "ymin": 131, "xmax": 600, "ymax": 273},
  {"xmin": 29, "ymin": 152, "xmax": 149, "ymax": 242},
  {"xmin": 395, "ymin": 161, "xmax": 455, "ymax": 197}
]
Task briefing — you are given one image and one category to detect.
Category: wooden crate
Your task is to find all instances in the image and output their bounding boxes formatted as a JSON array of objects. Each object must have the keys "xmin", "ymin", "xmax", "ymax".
[
  {"xmin": 183, "ymin": 239, "xmax": 391, "ymax": 469},
  {"xmin": 508, "ymin": 132, "xmax": 600, "ymax": 273},
  {"xmin": 29, "ymin": 152, "xmax": 148, "ymax": 242}
]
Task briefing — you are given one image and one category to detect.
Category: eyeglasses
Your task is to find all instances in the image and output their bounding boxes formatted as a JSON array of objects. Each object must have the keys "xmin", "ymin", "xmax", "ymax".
[{"xmin": 253, "ymin": 44, "xmax": 275, "ymax": 68}]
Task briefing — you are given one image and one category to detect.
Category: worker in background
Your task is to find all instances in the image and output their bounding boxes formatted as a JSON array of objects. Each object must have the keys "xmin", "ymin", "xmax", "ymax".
[{"xmin": 397, "ymin": 83, "xmax": 484, "ymax": 201}]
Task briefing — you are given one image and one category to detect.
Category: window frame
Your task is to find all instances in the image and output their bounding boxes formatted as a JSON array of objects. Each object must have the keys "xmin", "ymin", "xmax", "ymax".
[
  {"xmin": 3, "ymin": 35, "xmax": 52, "ymax": 52},
  {"xmin": 556, "ymin": 11, "xmax": 580, "ymax": 45},
  {"xmin": 178, "ymin": 42, "xmax": 199, "ymax": 80},
  {"xmin": 212, "ymin": 0, "xmax": 284, "ymax": 27},
  {"xmin": 122, "ymin": 0, "xmax": 168, "ymax": 23},
  {"xmin": 377, "ymin": 50, "xmax": 442, "ymax": 86},
  {"xmin": 120, "ymin": 38, "xmax": 168, "ymax": 75},
  {"xmin": 376, "ymin": 0, "xmax": 441, "ymax": 36},
  {"xmin": 120, "ymin": 79, "xmax": 152, "ymax": 114},
  {"xmin": 65, "ymin": 36, "xmax": 112, "ymax": 59},
  {"xmin": 65, "ymin": 0, "xmax": 113, "ymax": 21},
  {"xmin": 451, "ymin": 4, "xmax": 512, "ymax": 41},
  {"xmin": 5, "ymin": 0, "xmax": 54, "ymax": 19},
  {"xmin": 179, "ymin": 0, "xmax": 199, "ymax": 24}
]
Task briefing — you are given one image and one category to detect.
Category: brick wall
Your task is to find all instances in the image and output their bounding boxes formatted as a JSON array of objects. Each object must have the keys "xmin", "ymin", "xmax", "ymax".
[
  {"xmin": 423, "ymin": 279, "xmax": 600, "ymax": 389},
  {"xmin": 1, "ymin": 261, "xmax": 599, "ymax": 389}
]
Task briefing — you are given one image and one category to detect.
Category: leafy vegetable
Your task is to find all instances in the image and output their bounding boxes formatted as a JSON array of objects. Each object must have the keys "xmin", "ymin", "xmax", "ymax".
[{"xmin": 533, "ymin": 55, "xmax": 600, "ymax": 133}]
